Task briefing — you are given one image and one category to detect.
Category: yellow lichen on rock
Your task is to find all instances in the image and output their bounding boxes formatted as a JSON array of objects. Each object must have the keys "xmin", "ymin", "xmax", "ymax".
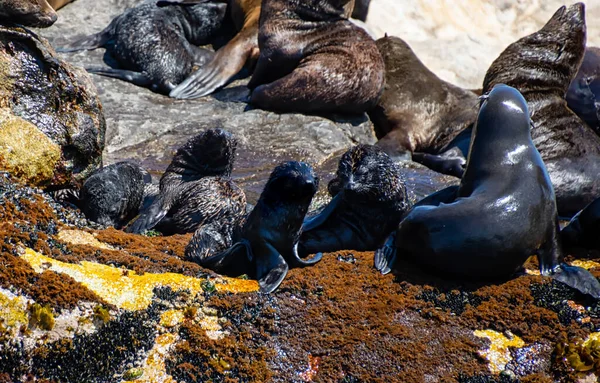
[
  {"xmin": 160, "ymin": 309, "xmax": 185, "ymax": 329},
  {"xmin": 21, "ymin": 248, "xmax": 259, "ymax": 311},
  {"xmin": 474, "ymin": 329, "xmax": 525, "ymax": 374},
  {"xmin": 121, "ymin": 333, "xmax": 179, "ymax": 383},
  {"xmin": 0, "ymin": 288, "xmax": 29, "ymax": 328},
  {"xmin": 571, "ymin": 260, "xmax": 600, "ymax": 270},
  {"xmin": 57, "ymin": 229, "xmax": 115, "ymax": 250},
  {"xmin": 0, "ymin": 109, "xmax": 61, "ymax": 186}
]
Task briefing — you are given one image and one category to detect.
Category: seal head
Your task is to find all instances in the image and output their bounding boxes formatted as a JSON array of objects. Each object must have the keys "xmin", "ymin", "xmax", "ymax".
[{"xmin": 0, "ymin": 0, "xmax": 57, "ymax": 27}]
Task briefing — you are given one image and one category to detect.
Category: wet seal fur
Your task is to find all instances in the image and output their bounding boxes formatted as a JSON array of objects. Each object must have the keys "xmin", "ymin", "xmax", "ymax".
[
  {"xmin": 79, "ymin": 162, "xmax": 149, "ymax": 229},
  {"xmin": 127, "ymin": 128, "xmax": 246, "ymax": 235},
  {"xmin": 482, "ymin": 3, "xmax": 600, "ymax": 216},
  {"xmin": 369, "ymin": 35, "xmax": 478, "ymax": 177},
  {"xmin": 567, "ymin": 46, "xmax": 600, "ymax": 133},
  {"xmin": 247, "ymin": 0, "xmax": 384, "ymax": 114},
  {"xmin": 186, "ymin": 161, "xmax": 322, "ymax": 293},
  {"xmin": 299, "ymin": 144, "xmax": 408, "ymax": 257},
  {"xmin": 58, "ymin": 0, "xmax": 227, "ymax": 94},
  {"xmin": 375, "ymin": 84, "xmax": 600, "ymax": 299},
  {"xmin": 0, "ymin": 0, "xmax": 57, "ymax": 27}
]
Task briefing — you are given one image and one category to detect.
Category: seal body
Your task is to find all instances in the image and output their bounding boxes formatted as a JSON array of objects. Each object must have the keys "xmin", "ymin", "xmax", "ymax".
[
  {"xmin": 482, "ymin": 3, "xmax": 600, "ymax": 216},
  {"xmin": 58, "ymin": 1, "xmax": 227, "ymax": 94},
  {"xmin": 128, "ymin": 128, "xmax": 246, "ymax": 235},
  {"xmin": 80, "ymin": 162, "xmax": 148, "ymax": 228},
  {"xmin": 186, "ymin": 161, "xmax": 322, "ymax": 293},
  {"xmin": 566, "ymin": 46, "xmax": 600, "ymax": 133},
  {"xmin": 0, "ymin": 0, "xmax": 57, "ymax": 27},
  {"xmin": 375, "ymin": 84, "xmax": 600, "ymax": 298},
  {"xmin": 247, "ymin": 0, "xmax": 384, "ymax": 114},
  {"xmin": 299, "ymin": 145, "xmax": 408, "ymax": 257},
  {"xmin": 369, "ymin": 36, "xmax": 478, "ymax": 176}
]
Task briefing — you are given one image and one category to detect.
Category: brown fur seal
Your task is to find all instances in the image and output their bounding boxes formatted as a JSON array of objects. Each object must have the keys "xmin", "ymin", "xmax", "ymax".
[
  {"xmin": 566, "ymin": 46, "xmax": 600, "ymax": 133},
  {"xmin": 369, "ymin": 35, "xmax": 478, "ymax": 176},
  {"xmin": 47, "ymin": 0, "xmax": 74, "ymax": 10},
  {"xmin": 247, "ymin": 0, "xmax": 383, "ymax": 114},
  {"xmin": 483, "ymin": 3, "xmax": 600, "ymax": 217},
  {"xmin": 0, "ymin": 0, "xmax": 57, "ymax": 27}
]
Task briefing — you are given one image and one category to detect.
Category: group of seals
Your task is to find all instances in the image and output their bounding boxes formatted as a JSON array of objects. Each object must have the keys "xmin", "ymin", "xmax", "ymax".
[
  {"xmin": 0, "ymin": 0, "xmax": 58, "ymax": 27},
  {"xmin": 59, "ymin": 0, "xmax": 227, "ymax": 94}
]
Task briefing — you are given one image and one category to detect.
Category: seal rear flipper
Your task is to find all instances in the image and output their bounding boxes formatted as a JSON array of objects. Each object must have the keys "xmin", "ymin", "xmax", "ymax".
[
  {"xmin": 56, "ymin": 25, "xmax": 113, "ymax": 53},
  {"xmin": 85, "ymin": 66, "xmax": 155, "ymax": 87},
  {"xmin": 550, "ymin": 263, "xmax": 600, "ymax": 299},
  {"xmin": 303, "ymin": 194, "xmax": 342, "ymax": 231},
  {"xmin": 126, "ymin": 199, "xmax": 168, "ymax": 234},
  {"xmin": 374, "ymin": 232, "xmax": 397, "ymax": 274}
]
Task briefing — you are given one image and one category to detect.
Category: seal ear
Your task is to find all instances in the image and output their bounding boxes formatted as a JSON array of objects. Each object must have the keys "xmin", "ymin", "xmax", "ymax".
[{"xmin": 551, "ymin": 263, "xmax": 600, "ymax": 299}]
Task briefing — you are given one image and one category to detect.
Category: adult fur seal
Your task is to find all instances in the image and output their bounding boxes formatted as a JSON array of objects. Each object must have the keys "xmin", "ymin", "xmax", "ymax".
[
  {"xmin": 369, "ymin": 35, "xmax": 478, "ymax": 176},
  {"xmin": 246, "ymin": 0, "xmax": 384, "ymax": 114},
  {"xmin": 298, "ymin": 145, "xmax": 408, "ymax": 257},
  {"xmin": 566, "ymin": 46, "xmax": 600, "ymax": 133},
  {"xmin": 58, "ymin": 0, "xmax": 226, "ymax": 94},
  {"xmin": 0, "ymin": 0, "xmax": 57, "ymax": 27},
  {"xmin": 186, "ymin": 161, "xmax": 322, "ymax": 293},
  {"xmin": 128, "ymin": 128, "xmax": 246, "ymax": 235},
  {"xmin": 482, "ymin": 3, "xmax": 600, "ymax": 216},
  {"xmin": 80, "ymin": 162, "xmax": 150, "ymax": 228},
  {"xmin": 375, "ymin": 84, "xmax": 600, "ymax": 299}
]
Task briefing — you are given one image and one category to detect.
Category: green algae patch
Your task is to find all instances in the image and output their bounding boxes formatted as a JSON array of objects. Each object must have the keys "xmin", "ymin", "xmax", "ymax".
[{"xmin": 0, "ymin": 109, "xmax": 60, "ymax": 186}]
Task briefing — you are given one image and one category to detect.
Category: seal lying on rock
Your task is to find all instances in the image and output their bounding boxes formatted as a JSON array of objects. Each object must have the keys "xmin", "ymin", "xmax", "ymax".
[
  {"xmin": 247, "ymin": 0, "xmax": 384, "ymax": 114},
  {"xmin": 58, "ymin": 0, "xmax": 226, "ymax": 94},
  {"xmin": 128, "ymin": 128, "xmax": 246, "ymax": 235},
  {"xmin": 369, "ymin": 36, "xmax": 478, "ymax": 177},
  {"xmin": 0, "ymin": 0, "xmax": 57, "ymax": 27},
  {"xmin": 567, "ymin": 47, "xmax": 600, "ymax": 133},
  {"xmin": 299, "ymin": 145, "xmax": 408, "ymax": 257},
  {"xmin": 186, "ymin": 161, "xmax": 322, "ymax": 293},
  {"xmin": 375, "ymin": 84, "xmax": 600, "ymax": 299}
]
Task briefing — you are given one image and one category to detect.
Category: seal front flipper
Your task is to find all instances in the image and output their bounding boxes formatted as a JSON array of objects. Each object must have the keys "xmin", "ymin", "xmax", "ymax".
[
  {"xmin": 303, "ymin": 194, "xmax": 342, "ymax": 231},
  {"xmin": 85, "ymin": 66, "xmax": 155, "ymax": 87},
  {"xmin": 412, "ymin": 149, "xmax": 466, "ymax": 178},
  {"xmin": 374, "ymin": 232, "xmax": 397, "ymax": 274},
  {"xmin": 254, "ymin": 241, "xmax": 289, "ymax": 294},
  {"xmin": 286, "ymin": 243, "xmax": 322, "ymax": 268},
  {"xmin": 127, "ymin": 198, "xmax": 168, "ymax": 234},
  {"xmin": 201, "ymin": 241, "xmax": 252, "ymax": 273},
  {"xmin": 550, "ymin": 264, "xmax": 600, "ymax": 299}
]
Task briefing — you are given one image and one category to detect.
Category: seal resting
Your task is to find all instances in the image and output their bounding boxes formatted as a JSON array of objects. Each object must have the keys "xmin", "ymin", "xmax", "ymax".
[
  {"xmin": 566, "ymin": 46, "xmax": 600, "ymax": 133},
  {"xmin": 247, "ymin": 0, "xmax": 384, "ymax": 114},
  {"xmin": 128, "ymin": 128, "xmax": 246, "ymax": 235},
  {"xmin": 369, "ymin": 35, "xmax": 478, "ymax": 176},
  {"xmin": 186, "ymin": 161, "xmax": 322, "ymax": 293},
  {"xmin": 374, "ymin": 84, "xmax": 600, "ymax": 299},
  {"xmin": 58, "ymin": 0, "xmax": 226, "ymax": 94},
  {"xmin": 0, "ymin": 0, "xmax": 57, "ymax": 27},
  {"xmin": 299, "ymin": 144, "xmax": 408, "ymax": 257},
  {"xmin": 482, "ymin": 3, "xmax": 600, "ymax": 216}
]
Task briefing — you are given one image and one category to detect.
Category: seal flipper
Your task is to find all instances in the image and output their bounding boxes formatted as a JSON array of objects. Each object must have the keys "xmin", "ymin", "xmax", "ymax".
[
  {"xmin": 551, "ymin": 264, "xmax": 600, "ymax": 299},
  {"xmin": 374, "ymin": 232, "xmax": 397, "ymax": 274},
  {"xmin": 303, "ymin": 194, "xmax": 342, "ymax": 231},
  {"xmin": 253, "ymin": 241, "xmax": 289, "ymax": 293},
  {"xmin": 286, "ymin": 243, "xmax": 322, "ymax": 268},
  {"xmin": 56, "ymin": 23, "xmax": 114, "ymax": 53},
  {"xmin": 127, "ymin": 197, "xmax": 168, "ymax": 234},
  {"xmin": 201, "ymin": 241, "xmax": 252, "ymax": 274},
  {"xmin": 85, "ymin": 66, "xmax": 156, "ymax": 87},
  {"xmin": 412, "ymin": 148, "xmax": 466, "ymax": 178}
]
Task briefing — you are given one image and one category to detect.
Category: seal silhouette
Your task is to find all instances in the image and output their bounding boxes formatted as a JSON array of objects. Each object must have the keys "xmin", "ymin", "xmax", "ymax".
[
  {"xmin": 299, "ymin": 145, "xmax": 408, "ymax": 257},
  {"xmin": 58, "ymin": 0, "xmax": 226, "ymax": 94},
  {"xmin": 0, "ymin": 0, "xmax": 57, "ymax": 27},
  {"xmin": 186, "ymin": 161, "xmax": 322, "ymax": 293},
  {"xmin": 567, "ymin": 46, "xmax": 600, "ymax": 133},
  {"xmin": 128, "ymin": 128, "xmax": 246, "ymax": 235},
  {"xmin": 369, "ymin": 35, "xmax": 478, "ymax": 176},
  {"xmin": 247, "ymin": 0, "xmax": 384, "ymax": 114},
  {"xmin": 374, "ymin": 84, "xmax": 600, "ymax": 299}
]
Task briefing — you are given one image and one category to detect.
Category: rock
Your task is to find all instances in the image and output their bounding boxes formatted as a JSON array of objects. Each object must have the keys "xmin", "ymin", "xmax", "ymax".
[{"xmin": 0, "ymin": 25, "xmax": 105, "ymax": 188}]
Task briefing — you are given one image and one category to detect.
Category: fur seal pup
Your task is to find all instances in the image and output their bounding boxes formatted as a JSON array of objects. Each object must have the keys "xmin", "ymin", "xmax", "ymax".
[
  {"xmin": 247, "ymin": 0, "xmax": 383, "ymax": 114},
  {"xmin": 58, "ymin": 0, "xmax": 227, "ymax": 94},
  {"xmin": 369, "ymin": 36, "xmax": 478, "ymax": 177},
  {"xmin": 298, "ymin": 145, "xmax": 408, "ymax": 257},
  {"xmin": 567, "ymin": 46, "xmax": 600, "ymax": 133},
  {"xmin": 79, "ymin": 162, "xmax": 149, "ymax": 228},
  {"xmin": 186, "ymin": 161, "xmax": 322, "ymax": 293},
  {"xmin": 375, "ymin": 84, "xmax": 600, "ymax": 298},
  {"xmin": 0, "ymin": 0, "xmax": 57, "ymax": 27},
  {"xmin": 482, "ymin": 3, "xmax": 600, "ymax": 216},
  {"xmin": 47, "ymin": 0, "xmax": 74, "ymax": 10},
  {"xmin": 128, "ymin": 128, "xmax": 246, "ymax": 235}
]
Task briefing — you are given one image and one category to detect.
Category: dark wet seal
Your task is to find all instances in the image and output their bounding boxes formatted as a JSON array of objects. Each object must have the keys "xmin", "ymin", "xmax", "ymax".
[
  {"xmin": 127, "ymin": 128, "xmax": 247, "ymax": 235},
  {"xmin": 246, "ymin": 0, "xmax": 384, "ymax": 114},
  {"xmin": 561, "ymin": 197, "xmax": 600, "ymax": 250},
  {"xmin": 375, "ymin": 84, "xmax": 600, "ymax": 299},
  {"xmin": 567, "ymin": 46, "xmax": 600, "ymax": 134},
  {"xmin": 369, "ymin": 35, "xmax": 478, "ymax": 177},
  {"xmin": 298, "ymin": 144, "xmax": 409, "ymax": 257},
  {"xmin": 57, "ymin": 0, "xmax": 227, "ymax": 94},
  {"xmin": 351, "ymin": 0, "xmax": 370, "ymax": 21},
  {"xmin": 0, "ymin": 0, "xmax": 57, "ymax": 27},
  {"xmin": 186, "ymin": 161, "xmax": 322, "ymax": 293},
  {"xmin": 79, "ymin": 162, "xmax": 148, "ymax": 229},
  {"xmin": 482, "ymin": 3, "xmax": 600, "ymax": 217}
]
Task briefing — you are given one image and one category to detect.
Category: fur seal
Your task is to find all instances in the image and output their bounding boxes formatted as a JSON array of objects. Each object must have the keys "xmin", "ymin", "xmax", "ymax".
[
  {"xmin": 79, "ymin": 162, "xmax": 149, "ymax": 228},
  {"xmin": 566, "ymin": 46, "xmax": 600, "ymax": 133},
  {"xmin": 375, "ymin": 84, "xmax": 600, "ymax": 298},
  {"xmin": 351, "ymin": 0, "xmax": 370, "ymax": 21},
  {"xmin": 58, "ymin": 0, "xmax": 227, "ymax": 94},
  {"xmin": 0, "ymin": 0, "xmax": 57, "ymax": 27},
  {"xmin": 298, "ymin": 144, "xmax": 408, "ymax": 257},
  {"xmin": 482, "ymin": 3, "xmax": 600, "ymax": 216},
  {"xmin": 128, "ymin": 128, "xmax": 246, "ymax": 235},
  {"xmin": 47, "ymin": 0, "xmax": 74, "ymax": 10},
  {"xmin": 247, "ymin": 0, "xmax": 383, "ymax": 114},
  {"xmin": 186, "ymin": 161, "xmax": 322, "ymax": 293},
  {"xmin": 369, "ymin": 35, "xmax": 478, "ymax": 177}
]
